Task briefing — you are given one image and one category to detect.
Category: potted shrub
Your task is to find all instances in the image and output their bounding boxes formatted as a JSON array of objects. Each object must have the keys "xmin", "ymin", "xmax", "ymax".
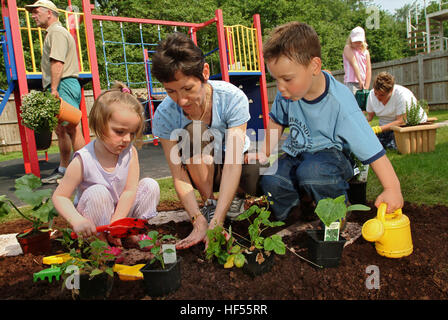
[
  {"xmin": 20, "ymin": 90, "xmax": 82, "ymax": 150},
  {"xmin": 138, "ymin": 230, "xmax": 180, "ymax": 297},
  {"xmin": 0, "ymin": 174, "xmax": 58, "ymax": 255},
  {"xmin": 347, "ymin": 154, "xmax": 369, "ymax": 205},
  {"xmin": 306, "ymin": 195, "xmax": 370, "ymax": 268},
  {"xmin": 60, "ymin": 237, "xmax": 116, "ymax": 300},
  {"xmin": 391, "ymin": 99, "xmax": 439, "ymax": 154},
  {"xmin": 206, "ymin": 197, "xmax": 286, "ymax": 278}
]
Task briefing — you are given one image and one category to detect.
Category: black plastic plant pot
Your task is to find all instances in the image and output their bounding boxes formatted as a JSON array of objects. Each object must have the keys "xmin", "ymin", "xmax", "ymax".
[
  {"xmin": 242, "ymin": 250, "xmax": 275, "ymax": 278},
  {"xmin": 78, "ymin": 272, "xmax": 114, "ymax": 300},
  {"xmin": 306, "ymin": 230, "xmax": 346, "ymax": 268},
  {"xmin": 140, "ymin": 257, "xmax": 182, "ymax": 297},
  {"xmin": 34, "ymin": 128, "xmax": 52, "ymax": 150},
  {"xmin": 348, "ymin": 180, "xmax": 367, "ymax": 205}
]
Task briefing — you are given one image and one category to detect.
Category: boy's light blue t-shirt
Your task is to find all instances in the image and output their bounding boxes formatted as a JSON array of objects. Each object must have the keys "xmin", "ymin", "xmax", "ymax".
[
  {"xmin": 269, "ymin": 71, "xmax": 385, "ymax": 165},
  {"xmin": 153, "ymin": 80, "xmax": 251, "ymax": 153}
]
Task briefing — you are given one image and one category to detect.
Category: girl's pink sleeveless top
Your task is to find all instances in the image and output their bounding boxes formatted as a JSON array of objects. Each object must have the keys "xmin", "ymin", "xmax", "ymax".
[
  {"xmin": 343, "ymin": 48, "xmax": 367, "ymax": 84},
  {"xmin": 73, "ymin": 140, "xmax": 132, "ymax": 206}
]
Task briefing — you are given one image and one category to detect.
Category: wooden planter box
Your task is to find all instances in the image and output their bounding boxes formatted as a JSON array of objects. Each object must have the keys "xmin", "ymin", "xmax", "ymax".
[{"xmin": 391, "ymin": 117, "xmax": 439, "ymax": 154}]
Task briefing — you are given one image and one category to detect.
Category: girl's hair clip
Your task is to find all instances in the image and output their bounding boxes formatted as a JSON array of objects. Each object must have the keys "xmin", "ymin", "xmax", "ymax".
[{"xmin": 122, "ymin": 87, "xmax": 131, "ymax": 94}]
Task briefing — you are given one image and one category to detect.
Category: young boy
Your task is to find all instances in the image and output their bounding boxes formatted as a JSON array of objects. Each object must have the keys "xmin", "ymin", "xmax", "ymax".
[{"xmin": 252, "ymin": 22, "xmax": 403, "ymax": 220}]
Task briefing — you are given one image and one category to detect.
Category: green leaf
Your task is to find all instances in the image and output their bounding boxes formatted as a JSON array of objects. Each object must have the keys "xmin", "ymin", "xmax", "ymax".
[
  {"xmin": 235, "ymin": 205, "xmax": 256, "ymax": 221},
  {"xmin": 347, "ymin": 204, "xmax": 371, "ymax": 212},
  {"xmin": 234, "ymin": 253, "xmax": 245, "ymax": 268},
  {"xmin": 230, "ymin": 245, "xmax": 241, "ymax": 254},
  {"xmin": 15, "ymin": 188, "xmax": 52, "ymax": 207},
  {"xmin": 0, "ymin": 196, "xmax": 11, "ymax": 217},
  {"xmin": 15, "ymin": 174, "xmax": 41, "ymax": 191},
  {"xmin": 266, "ymin": 235, "xmax": 286, "ymax": 255},
  {"xmin": 161, "ymin": 234, "xmax": 176, "ymax": 241},
  {"xmin": 105, "ymin": 267, "xmax": 114, "ymax": 277},
  {"xmin": 89, "ymin": 268, "xmax": 103, "ymax": 279},
  {"xmin": 315, "ymin": 196, "xmax": 348, "ymax": 227}
]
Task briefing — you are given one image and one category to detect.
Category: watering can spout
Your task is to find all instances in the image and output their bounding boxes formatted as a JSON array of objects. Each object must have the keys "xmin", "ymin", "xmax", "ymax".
[{"xmin": 361, "ymin": 203, "xmax": 413, "ymax": 258}]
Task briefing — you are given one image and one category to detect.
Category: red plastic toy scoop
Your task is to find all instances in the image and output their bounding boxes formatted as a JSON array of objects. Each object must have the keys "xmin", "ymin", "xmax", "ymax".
[{"xmin": 70, "ymin": 217, "xmax": 150, "ymax": 239}]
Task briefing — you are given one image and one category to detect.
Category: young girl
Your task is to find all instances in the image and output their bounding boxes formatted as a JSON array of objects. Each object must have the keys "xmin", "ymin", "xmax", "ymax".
[
  {"xmin": 343, "ymin": 26, "xmax": 372, "ymax": 94},
  {"xmin": 52, "ymin": 82, "xmax": 160, "ymax": 246}
]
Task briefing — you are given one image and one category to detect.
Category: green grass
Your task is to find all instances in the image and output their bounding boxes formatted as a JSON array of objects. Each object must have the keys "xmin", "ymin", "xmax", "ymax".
[
  {"xmin": 0, "ymin": 145, "xmax": 60, "ymax": 162},
  {"xmin": 367, "ymin": 110, "xmax": 448, "ymax": 205}
]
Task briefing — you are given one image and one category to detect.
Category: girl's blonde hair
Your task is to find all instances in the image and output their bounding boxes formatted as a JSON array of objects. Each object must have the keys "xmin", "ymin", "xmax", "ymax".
[
  {"xmin": 89, "ymin": 81, "xmax": 145, "ymax": 147},
  {"xmin": 345, "ymin": 35, "xmax": 368, "ymax": 52}
]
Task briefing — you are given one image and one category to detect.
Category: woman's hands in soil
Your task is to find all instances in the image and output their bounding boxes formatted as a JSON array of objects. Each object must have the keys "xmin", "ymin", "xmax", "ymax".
[{"xmin": 175, "ymin": 214, "xmax": 209, "ymax": 250}]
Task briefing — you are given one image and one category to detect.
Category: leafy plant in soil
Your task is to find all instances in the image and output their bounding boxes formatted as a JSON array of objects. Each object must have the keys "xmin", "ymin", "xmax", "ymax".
[
  {"xmin": 60, "ymin": 237, "xmax": 116, "ymax": 281},
  {"xmin": 405, "ymin": 99, "xmax": 428, "ymax": 126},
  {"xmin": 206, "ymin": 196, "xmax": 286, "ymax": 269},
  {"xmin": 138, "ymin": 230, "xmax": 177, "ymax": 269},
  {"xmin": 315, "ymin": 195, "xmax": 370, "ymax": 228},
  {"xmin": 0, "ymin": 174, "xmax": 58, "ymax": 237}
]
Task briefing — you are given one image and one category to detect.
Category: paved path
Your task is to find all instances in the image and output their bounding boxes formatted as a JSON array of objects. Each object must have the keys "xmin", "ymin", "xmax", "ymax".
[{"xmin": 0, "ymin": 143, "xmax": 170, "ymax": 203}]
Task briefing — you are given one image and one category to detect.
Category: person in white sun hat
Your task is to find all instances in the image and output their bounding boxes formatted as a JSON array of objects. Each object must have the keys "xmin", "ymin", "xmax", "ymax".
[
  {"xmin": 25, "ymin": 0, "xmax": 86, "ymax": 184},
  {"xmin": 343, "ymin": 26, "xmax": 372, "ymax": 94}
]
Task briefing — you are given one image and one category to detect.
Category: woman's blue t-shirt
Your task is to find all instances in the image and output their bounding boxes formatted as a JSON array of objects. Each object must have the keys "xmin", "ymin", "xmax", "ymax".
[{"xmin": 152, "ymin": 80, "xmax": 251, "ymax": 154}]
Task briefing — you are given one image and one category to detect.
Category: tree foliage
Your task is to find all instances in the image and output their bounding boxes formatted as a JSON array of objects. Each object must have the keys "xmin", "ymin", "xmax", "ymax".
[{"xmin": 0, "ymin": 0, "xmax": 426, "ymax": 89}]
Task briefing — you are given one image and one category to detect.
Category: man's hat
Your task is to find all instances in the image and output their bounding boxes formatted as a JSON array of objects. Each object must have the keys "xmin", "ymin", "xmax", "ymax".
[{"xmin": 25, "ymin": 0, "xmax": 59, "ymax": 13}]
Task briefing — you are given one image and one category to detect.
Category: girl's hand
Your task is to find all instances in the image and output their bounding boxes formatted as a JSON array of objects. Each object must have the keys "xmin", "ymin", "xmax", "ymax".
[{"xmin": 72, "ymin": 217, "xmax": 97, "ymax": 239}]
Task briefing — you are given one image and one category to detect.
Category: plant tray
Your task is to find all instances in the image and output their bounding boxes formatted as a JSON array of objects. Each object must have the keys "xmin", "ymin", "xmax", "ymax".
[{"xmin": 391, "ymin": 119, "xmax": 439, "ymax": 154}]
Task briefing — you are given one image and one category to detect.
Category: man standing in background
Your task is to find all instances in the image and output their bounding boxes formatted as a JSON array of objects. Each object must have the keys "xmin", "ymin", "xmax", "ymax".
[{"xmin": 26, "ymin": 0, "xmax": 85, "ymax": 183}]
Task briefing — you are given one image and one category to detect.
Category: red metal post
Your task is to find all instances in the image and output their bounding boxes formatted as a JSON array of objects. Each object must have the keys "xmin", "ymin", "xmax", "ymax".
[
  {"xmin": 253, "ymin": 14, "xmax": 269, "ymax": 129},
  {"xmin": 81, "ymin": 0, "xmax": 101, "ymax": 99},
  {"xmin": 215, "ymin": 9, "xmax": 229, "ymax": 82},
  {"xmin": 6, "ymin": 0, "xmax": 40, "ymax": 176}
]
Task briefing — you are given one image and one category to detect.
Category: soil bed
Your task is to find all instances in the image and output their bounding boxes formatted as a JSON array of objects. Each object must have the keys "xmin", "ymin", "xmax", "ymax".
[{"xmin": 0, "ymin": 201, "xmax": 447, "ymax": 300}]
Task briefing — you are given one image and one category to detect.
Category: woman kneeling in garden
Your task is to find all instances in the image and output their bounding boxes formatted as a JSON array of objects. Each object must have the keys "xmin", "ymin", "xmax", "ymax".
[{"xmin": 151, "ymin": 33, "xmax": 262, "ymax": 249}]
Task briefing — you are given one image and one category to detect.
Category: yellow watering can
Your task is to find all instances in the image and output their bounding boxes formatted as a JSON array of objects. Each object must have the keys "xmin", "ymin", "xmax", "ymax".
[{"xmin": 362, "ymin": 203, "xmax": 413, "ymax": 258}]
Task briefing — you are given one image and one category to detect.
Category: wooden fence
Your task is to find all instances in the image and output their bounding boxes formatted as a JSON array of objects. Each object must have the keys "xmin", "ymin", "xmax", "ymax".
[{"xmin": 1, "ymin": 51, "xmax": 447, "ymax": 152}]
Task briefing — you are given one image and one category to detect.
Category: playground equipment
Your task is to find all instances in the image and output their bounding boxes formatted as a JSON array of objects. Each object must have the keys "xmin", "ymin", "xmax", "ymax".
[
  {"xmin": 1, "ymin": 0, "xmax": 269, "ymax": 177},
  {"xmin": 406, "ymin": 0, "xmax": 448, "ymax": 53}
]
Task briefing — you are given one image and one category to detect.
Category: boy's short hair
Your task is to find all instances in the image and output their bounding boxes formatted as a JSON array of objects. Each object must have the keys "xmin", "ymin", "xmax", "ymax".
[
  {"xmin": 263, "ymin": 21, "xmax": 321, "ymax": 66},
  {"xmin": 373, "ymin": 72, "xmax": 395, "ymax": 93},
  {"xmin": 89, "ymin": 81, "xmax": 144, "ymax": 144},
  {"xmin": 152, "ymin": 32, "xmax": 206, "ymax": 83}
]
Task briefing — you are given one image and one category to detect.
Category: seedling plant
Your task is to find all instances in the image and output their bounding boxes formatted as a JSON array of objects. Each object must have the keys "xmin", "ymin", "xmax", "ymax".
[
  {"xmin": 138, "ymin": 230, "xmax": 177, "ymax": 269},
  {"xmin": 315, "ymin": 195, "xmax": 370, "ymax": 241},
  {"xmin": 206, "ymin": 196, "xmax": 286, "ymax": 269}
]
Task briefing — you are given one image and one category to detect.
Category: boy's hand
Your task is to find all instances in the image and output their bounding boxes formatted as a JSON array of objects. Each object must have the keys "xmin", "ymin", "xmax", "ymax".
[
  {"xmin": 374, "ymin": 188, "xmax": 404, "ymax": 213},
  {"xmin": 245, "ymin": 152, "xmax": 269, "ymax": 165},
  {"xmin": 372, "ymin": 126, "xmax": 382, "ymax": 134}
]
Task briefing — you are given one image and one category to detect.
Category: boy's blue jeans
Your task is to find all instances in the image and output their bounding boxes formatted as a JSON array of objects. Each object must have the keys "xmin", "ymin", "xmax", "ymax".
[{"xmin": 260, "ymin": 148, "xmax": 354, "ymax": 221}]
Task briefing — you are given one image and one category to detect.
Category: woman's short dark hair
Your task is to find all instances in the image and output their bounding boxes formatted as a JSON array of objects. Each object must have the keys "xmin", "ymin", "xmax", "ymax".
[{"xmin": 152, "ymin": 32, "xmax": 206, "ymax": 83}]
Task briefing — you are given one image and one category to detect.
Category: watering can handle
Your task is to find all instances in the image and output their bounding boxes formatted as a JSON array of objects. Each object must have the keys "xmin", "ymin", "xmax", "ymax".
[{"xmin": 377, "ymin": 203, "xmax": 402, "ymax": 223}]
